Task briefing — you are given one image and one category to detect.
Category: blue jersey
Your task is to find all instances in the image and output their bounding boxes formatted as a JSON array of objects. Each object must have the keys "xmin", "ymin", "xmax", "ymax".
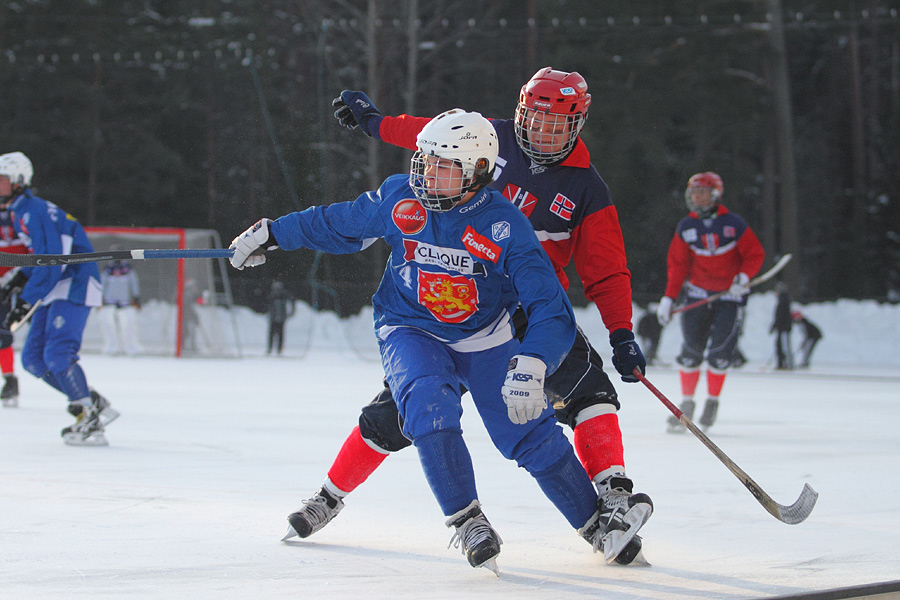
[
  {"xmin": 8, "ymin": 190, "xmax": 102, "ymax": 307},
  {"xmin": 270, "ymin": 174, "xmax": 575, "ymax": 372}
]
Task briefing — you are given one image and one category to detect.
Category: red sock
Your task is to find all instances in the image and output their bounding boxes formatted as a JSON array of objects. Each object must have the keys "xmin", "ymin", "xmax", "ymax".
[
  {"xmin": 680, "ymin": 368, "xmax": 700, "ymax": 398},
  {"xmin": 707, "ymin": 369, "xmax": 727, "ymax": 398},
  {"xmin": 572, "ymin": 413, "xmax": 624, "ymax": 481},
  {"xmin": 326, "ymin": 425, "xmax": 390, "ymax": 494},
  {"xmin": 0, "ymin": 346, "xmax": 13, "ymax": 376}
]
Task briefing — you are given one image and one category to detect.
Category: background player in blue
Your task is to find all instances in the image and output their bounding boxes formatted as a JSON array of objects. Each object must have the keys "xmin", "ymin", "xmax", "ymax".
[
  {"xmin": 656, "ymin": 172, "xmax": 765, "ymax": 432},
  {"xmin": 286, "ymin": 68, "xmax": 652, "ymax": 565},
  {"xmin": 0, "ymin": 151, "xmax": 119, "ymax": 446},
  {"xmin": 230, "ymin": 110, "xmax": 612, "ymax": 573}
]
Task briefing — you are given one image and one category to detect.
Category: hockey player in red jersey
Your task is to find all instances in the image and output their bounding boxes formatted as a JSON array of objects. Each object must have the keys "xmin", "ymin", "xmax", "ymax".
[
  {"xmin": 284, "ymin": 68, "xmax": 652, "ymax": 565},
  {"xmin": 0, "ymin": 206, "xmax": 29, "ymax": 407},
  {"xmin": 656, "ymin": 172, "xmax": 765, "ymax": 432}
]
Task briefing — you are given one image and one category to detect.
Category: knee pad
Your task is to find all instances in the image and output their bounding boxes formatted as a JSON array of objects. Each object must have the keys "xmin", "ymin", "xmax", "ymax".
[
  {"xmin": 708, "ymin": 354, "xmax": 733, "ymax": 370},
  {"xmin": 677, "ymin": 352, "xmax": 703, "ymax": 369},
  {"xmin": 554, "ymin": 391, "xmax": 619, "ymax": 430},
  {"xmin": 359, "ymin": 387, "xmax": 411, "ymax": 452}
]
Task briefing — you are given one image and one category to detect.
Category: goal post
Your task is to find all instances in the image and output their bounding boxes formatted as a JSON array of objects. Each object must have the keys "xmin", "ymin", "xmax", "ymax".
[{"xmin": 83, "ymin": 226, "xmax": 242, "ymax": 357}]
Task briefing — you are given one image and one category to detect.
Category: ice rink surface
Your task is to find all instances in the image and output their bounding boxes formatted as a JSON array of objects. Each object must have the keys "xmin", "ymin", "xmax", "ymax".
[{"xmin": 2, "ymin": 299, "xmax": 899, "ymax": 599}]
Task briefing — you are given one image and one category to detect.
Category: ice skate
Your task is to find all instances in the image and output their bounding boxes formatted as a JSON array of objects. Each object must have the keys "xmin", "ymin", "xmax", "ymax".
[
  {"xmin": 446, "ymin": 500, "xmax": 502, "ymax": 575},
  {"xmin": 579, "ymin": 476, "xmax": 653, "ymax": 565},
  {"xmin": 1, "ymin": 374, "xmax": 18, "ymax": 408},
  {"xmin": 282, "ymin": 487, "xmax": 345, "ymax": 541},
  {"xmin": 61, "ymin": 397, "xmax": 108, "ymax": 446},
  {"xmin": 699, "ymin": 398, "xmax": 719, "ymax": 430},
  {"xmin": 90, "ymin": 389, "xmax": 121, "ymax": 427},
  {"xmin": 667, "ymin": 399, "xmax": 694, "ymax": 433}
]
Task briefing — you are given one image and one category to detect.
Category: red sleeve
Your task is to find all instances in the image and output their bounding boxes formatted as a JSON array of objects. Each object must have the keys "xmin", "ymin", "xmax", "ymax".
[
  {"xmin": 378, "ymin": 115, "xmax": 432, "ymax": 151},
  {"xmin": 736, "ymin": 227, "xmax": 765, "ymax": 278},
  {"xmin": 664, "ymin": 232, "xmax": 692, "ymax": 299},
  {"xmin": 572, "ymin": 205, "xmax": 634, "ymax": 333}
]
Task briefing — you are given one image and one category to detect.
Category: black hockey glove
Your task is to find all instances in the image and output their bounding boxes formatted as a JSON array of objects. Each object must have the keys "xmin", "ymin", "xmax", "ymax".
[
  {"xmin": 0, "ymin": 268, "xmax": 28, "ymax": 305},
  {"xmin": 610, "ymin": 328, "xmax": 646, "ymax": 383},
  {"xmin": 3, "ymin": 296, "xmax": 33, "ymax": 330},
  {"xmin": 332, "ymin": 90, "xmax": 383, "ymax": 137}
]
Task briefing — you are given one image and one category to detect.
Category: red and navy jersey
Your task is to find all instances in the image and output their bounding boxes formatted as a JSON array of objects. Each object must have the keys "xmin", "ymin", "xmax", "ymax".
[
  {"xmin": 663, "ymin": 204, "xmax": 765, "ymax": 298},
  {"xmin": 0, "ymin": 208, "xmax": 29, "ymax": 277},
  {"xmin": 378, "ymin": 115, "xmax": 633, "ymax": 334}
]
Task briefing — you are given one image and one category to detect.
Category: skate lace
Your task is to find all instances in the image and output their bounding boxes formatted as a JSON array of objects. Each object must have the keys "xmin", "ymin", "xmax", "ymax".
[
  {"xmin": 448, "ymin": 515, "xmax": 501, "ymax": 555},
  {"xmin": 299, "ymin": 495, "xmax": 335, "ymax": 528},
  {"xmin": 599, "ymin": 489, "xmax": 632, "ymax": 529}
]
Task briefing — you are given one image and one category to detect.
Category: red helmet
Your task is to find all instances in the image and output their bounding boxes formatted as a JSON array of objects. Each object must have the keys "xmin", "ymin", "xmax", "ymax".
[
  {"xmin": 684, "ymin": 171, "xmax": 724, "ymax": 216},
  {"xmin": 514, "ymin": 67, "xmax": 591, "ymax": 165}
]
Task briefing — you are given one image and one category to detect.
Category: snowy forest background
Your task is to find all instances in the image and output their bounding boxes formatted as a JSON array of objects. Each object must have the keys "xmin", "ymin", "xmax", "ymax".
[{"xmin": 2, "ymin": 0, "xmax": 899, "ymax": 314}]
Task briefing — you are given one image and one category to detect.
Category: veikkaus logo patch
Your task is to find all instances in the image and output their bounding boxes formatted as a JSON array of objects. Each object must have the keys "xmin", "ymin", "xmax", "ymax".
[{"xmin": 392, "ymin": 199, "xmax": 427, "ymax": 235}]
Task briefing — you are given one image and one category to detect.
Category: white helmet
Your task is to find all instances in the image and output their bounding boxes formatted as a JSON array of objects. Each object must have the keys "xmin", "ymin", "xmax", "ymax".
[
  {"xmin": 409, "ymin": 109, "xmax": 498, "ymax": 212},
  {"xmin": 0, "ymin": 152, "xmax": 34, "ymax": 191}
]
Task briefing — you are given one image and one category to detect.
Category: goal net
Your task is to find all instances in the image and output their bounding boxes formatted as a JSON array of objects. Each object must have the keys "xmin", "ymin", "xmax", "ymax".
[{"xmin": 81, "ymin": 227, "xmax": 242, "ymax": 357}]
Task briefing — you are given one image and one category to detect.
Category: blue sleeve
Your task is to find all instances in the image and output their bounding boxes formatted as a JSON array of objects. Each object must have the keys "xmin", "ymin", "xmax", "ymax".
[
  {"xmin": 269, "ymin": 188, "xmax": 388, "ymax": 254},
  {"xmin": 21, "ymin": 206, "xmax": 63, "ymax": 304},
  {"xmin": 504, "ymin": 221, "xmax": 576, "ymax": 374}
]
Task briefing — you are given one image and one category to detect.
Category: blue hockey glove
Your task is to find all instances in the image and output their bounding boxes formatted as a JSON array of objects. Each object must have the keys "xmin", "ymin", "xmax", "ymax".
[
  {"xmin": 332, "ymin": 90, "xmax": 383, "ymax": 137},
  {"xmin": 3, "ymin": 296, "xmax": 33, "ymax": 330},
  {"xmin": 610, "ymin": 329, "xmax": 646, "ymax": 383}
]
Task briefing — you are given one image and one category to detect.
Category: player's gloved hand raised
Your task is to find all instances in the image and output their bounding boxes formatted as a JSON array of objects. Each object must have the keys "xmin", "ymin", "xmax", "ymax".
[
  {"xmin": 610, "ymin": 329, "xmax": 646, "ymax": 383},
  {"xmin": 500, "ymin": 355, "xmax": 548, "ymax": 424},
  {"xmin": 728, "ymin": 272, "xmax": 751, "ymax": 297},
  {"xmin": 2, "ymin": 296, "xmax": 33, "ymax": 330},
  {"xmin": 656, "ymin": 296, "xmax": 674, "ymax": 326},
  {"xmin": 0, "ymin": 268, "xmax": 28, "ymax": 305},
  {"xmin": 332, "ymin": 90, "xmax": 382, "ymax": 137},
  {"xmin": 229, "ymin": 219, "xmax": 278, "ymax": 270}
]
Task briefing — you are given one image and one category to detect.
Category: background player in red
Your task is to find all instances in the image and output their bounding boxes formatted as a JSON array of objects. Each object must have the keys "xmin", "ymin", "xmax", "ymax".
[
  {"xmin": 0, "ymin": 205, "xmax": 30, "ymax": 407},
  {"xmin": 284, "ymin": 68, "xmax": 652, "ymax": 565},
  {"xmin": 656, "ymin": 172, "xmax": 765, "ymax": 432}
]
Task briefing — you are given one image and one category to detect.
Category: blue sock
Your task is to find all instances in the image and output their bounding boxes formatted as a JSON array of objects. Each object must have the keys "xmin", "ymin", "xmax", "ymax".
[
  {"xmin": 532, "ymin": 448, "xmax": 598, "ymax": 529},
  {"xmin": 414, "ymin": 429, "xmax": 477, "ymax": 517}
]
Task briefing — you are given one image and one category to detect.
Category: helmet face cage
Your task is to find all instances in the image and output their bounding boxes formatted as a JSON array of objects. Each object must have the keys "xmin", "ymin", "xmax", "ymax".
[
  {"xmin": 684, "ymin": 172, "xmax": 723, "ymax": 217},
  {"xmin": 409, "ymin": 152, "xmax": 473, "ymax": 212},
  {"xmin": 410, "ymin": 109, "xmax": 498, "ymax": 212},
  {"xmin": 514, "ymin": 68, "xmax": 590, "ymax": 165}
]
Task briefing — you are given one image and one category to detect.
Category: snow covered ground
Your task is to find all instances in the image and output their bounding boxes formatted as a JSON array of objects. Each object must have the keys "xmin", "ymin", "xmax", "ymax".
[{"xmin": 1, "ymin": 294, "xmax": 899, "ymax": 599}]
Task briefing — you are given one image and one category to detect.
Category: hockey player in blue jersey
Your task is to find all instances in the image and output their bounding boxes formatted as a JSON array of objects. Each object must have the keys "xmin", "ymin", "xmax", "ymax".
[
  {"xmin": 286, "ymin": 68, "xmax": 651, "ymax": 566},
  {"xmin": 230, "ymin": 110, "xmax": 610, "ymax": 573},
  {"xmin": 0, "ymin": 151, "xmax": 119, "ymax": 446}
]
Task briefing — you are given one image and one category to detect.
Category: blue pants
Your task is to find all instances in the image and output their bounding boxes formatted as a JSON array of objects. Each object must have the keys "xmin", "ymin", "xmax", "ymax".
[
  {"xmin": 379, "ymin": 327, "xmax": 597, "ymax": 529},
  {"xmin": 21, "ymin": 300, "xmax": 92, "ymax": 403}
]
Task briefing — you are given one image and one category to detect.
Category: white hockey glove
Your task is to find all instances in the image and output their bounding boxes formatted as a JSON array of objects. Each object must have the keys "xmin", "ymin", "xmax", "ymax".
[
  {"xmin": 656, "ymin": 296, "xmax": 674, "ymax": 326},
  {"xmin": 501, "ymin": 355, "xmax": 548, "ymax": 425},
  {"xmin": 229, "ymin": 219, "xmax": 277, "ymax": 270},
  {"xmin": 728, "ymin": 272, "xmax": 751, "ymax": 297}
]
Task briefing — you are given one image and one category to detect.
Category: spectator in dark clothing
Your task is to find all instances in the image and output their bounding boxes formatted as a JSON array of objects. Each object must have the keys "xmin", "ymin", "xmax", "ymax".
[
  {"xmin": 770, "ymin": 284, "xmax": 793, "ymax": 370},
  {"xmin": 636, "ymin": 305, "xmax": 663, "ymax": 366},
  {"xmin": 792, "ymin": 310, "xmax": 822, "ymax": 368},
  {"xmin": 267, "ymin": 281, "xmax": 295, "ymax": 355}
]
